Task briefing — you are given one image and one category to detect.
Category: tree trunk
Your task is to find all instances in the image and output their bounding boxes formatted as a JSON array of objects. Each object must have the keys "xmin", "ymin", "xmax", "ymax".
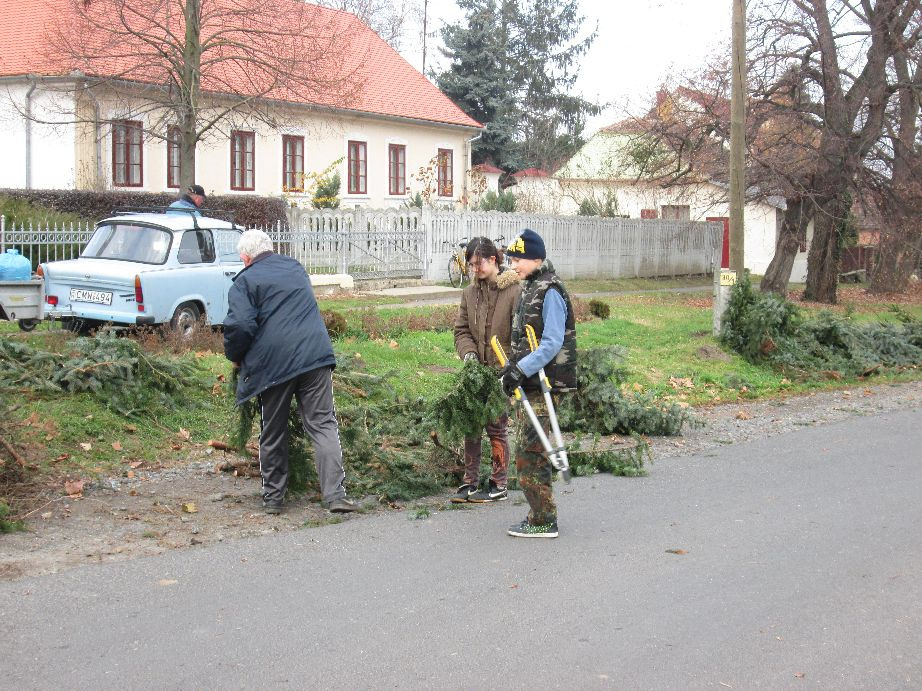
[
  {"xmin": 803, "ymin": 194, "xmax": 848, "ymax": 303},
  {"xmin": 869, "ymin": 50, "xmax": 922, "ymax": 294},
  {"xmin": 179, "ymin": 0, "xmax": 202, "ymax": 190},
  {"xmin": 869, "ymin": 221, "xmax": 922, "ymax": 293},
  {"xmin": 760, "ymin": 197, "xmax": 809, "ymax": 296}
]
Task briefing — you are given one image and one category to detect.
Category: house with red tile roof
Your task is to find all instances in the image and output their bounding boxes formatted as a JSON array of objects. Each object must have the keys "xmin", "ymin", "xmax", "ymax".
[{"xmin": 0, "ymin": 0, "xmax": 482, "ymax": 207}]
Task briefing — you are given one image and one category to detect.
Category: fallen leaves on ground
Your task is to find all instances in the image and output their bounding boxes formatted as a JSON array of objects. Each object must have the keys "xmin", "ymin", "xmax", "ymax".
[{"xmin": 64, "ymin": 479, "xmax": 85, "ymax": 497}]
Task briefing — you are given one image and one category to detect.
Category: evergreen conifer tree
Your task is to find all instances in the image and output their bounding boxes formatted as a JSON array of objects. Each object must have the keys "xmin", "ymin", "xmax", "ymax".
[{"xmin": 436, "ymin": 0, "xmax": 599, "ymax": 173}]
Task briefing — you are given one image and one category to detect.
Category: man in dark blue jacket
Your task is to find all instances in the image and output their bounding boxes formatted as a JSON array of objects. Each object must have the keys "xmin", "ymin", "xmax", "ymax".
[{"xmin": 224, "ymin": 229, "xmax": 358, "ymax": 514}]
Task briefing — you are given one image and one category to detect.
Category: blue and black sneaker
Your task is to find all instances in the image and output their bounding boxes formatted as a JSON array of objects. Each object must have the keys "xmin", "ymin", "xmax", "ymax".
[
  {"xmin": 469, "ymin": 481, "xmax": 508, "ymax": 503},
  {"xmin": 451, "ymin": 483, "xmax": 478, "ymax": 503}
]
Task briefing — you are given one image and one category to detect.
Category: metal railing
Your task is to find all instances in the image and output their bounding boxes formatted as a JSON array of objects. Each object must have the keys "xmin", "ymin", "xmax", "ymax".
[{"xmin": 0, "ymin": 216, "xmax": 95, "ymax": 270}]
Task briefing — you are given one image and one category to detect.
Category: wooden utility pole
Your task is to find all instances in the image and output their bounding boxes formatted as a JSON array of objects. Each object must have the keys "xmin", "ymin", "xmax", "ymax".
[
  {"xmin": 421, "ymin": 0, "xmax": 429, "ymax": 75},
  {"xmin": 729, "ymin": 0, "xmax": 746, "ymax": 275}
]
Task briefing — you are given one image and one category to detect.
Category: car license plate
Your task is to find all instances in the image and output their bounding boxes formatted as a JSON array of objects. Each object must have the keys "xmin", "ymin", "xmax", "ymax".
[{"xmin": 70, "ymin": 288, "xmax": 113, "ymax": 306}]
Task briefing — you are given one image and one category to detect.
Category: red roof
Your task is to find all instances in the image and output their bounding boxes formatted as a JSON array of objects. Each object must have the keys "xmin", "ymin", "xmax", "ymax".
[
  {"xmin": 0, "ymin": 0, "xmax": 481, "ymax": 130},
  {"xmin": 512, "ymin": 168, "xmax": 550, "ymax": 178},
  {"xmin": 473, "ymin": 163, "xmax": 504, "ymax": 174},
  {"xmin": 599, "ymin": 119, "xmax": 648, "ymax": 135}
]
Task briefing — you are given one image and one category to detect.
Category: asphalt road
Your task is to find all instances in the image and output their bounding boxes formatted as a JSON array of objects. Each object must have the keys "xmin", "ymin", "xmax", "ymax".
[{"xmin": 2, "ymin": 408, "xmax": 920, "ymax": 690}]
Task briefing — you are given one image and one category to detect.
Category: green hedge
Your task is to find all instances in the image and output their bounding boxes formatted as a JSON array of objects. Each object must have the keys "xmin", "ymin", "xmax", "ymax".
[{"xmin": 0, "ymin": 188, "xmax": 287, "ymax": 228}]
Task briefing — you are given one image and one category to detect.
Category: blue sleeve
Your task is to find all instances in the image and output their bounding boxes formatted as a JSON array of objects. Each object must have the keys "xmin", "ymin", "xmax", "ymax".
[
  {"xmin": 516, "ymin": 288, "xmax": 566, "ymax": 377},
  {"xmin": 223, "ymin": 278, "xmax": 258, "ymax": 363}
]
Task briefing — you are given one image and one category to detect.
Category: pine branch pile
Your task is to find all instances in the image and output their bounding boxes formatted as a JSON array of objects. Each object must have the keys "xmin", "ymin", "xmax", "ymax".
[
  {"xmin": 720, "ymin": 276, "xmax": 922, "ymax": 377},
  {"xmin": 229, "ymin": 355, "xmax": 457, "ymax": 502},
  {"xmin": 0, "ymin": 331, "xmax": 199, "ymax": 417},
  {"xmin": 558, "ymin": 346, "xmax": 695, "ymax": 436},
  {"xmin": 567, "ymin": 436, "xmax": 650, "ymax": 478},
  {"xmin": 427, "ymin": 360, "xmax": 509, "ymax": 443}
]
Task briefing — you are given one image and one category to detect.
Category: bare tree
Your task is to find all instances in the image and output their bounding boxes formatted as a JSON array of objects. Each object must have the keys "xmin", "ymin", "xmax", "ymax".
[
  {"xmin": 624, "ymin": 1, "xmax": 922, "ymax": 302},
  {"xmin": 314, "ymin": 0, "xmax": 419, "ymax": 51},
  {"xmin": 43, "ymin": 0, "xmax": 363, "ymax": 189},
  {"xmin": 750, "ymin": 0, "xmax": 920, "ymax": 303}
]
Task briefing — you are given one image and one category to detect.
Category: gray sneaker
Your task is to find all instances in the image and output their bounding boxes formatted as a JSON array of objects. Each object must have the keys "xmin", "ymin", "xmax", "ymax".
[
  {"xmin": 324, "ymin": 497, "xmax": 359, "ymax": 513},
  {"xmin": 263, "ymin": 501, "xmax": 283, "ymax": 515},
  {"xmin": 468, "ymin": 481, "xmax": 508, "ymax": 503}
]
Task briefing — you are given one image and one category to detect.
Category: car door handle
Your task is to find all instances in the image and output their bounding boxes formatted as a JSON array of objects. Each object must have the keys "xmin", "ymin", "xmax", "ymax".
[{"xmin": 224, "ymin": 271, "xmax": 237, "ymax": 277}]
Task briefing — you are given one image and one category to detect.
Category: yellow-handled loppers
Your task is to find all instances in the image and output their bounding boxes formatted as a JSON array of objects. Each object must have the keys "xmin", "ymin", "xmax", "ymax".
[
  {"xmin": 490, "ymin": 332, "xmax": 571, "ymax": 483},
  {"xmin": 524, "ymin": 324, "xmax": 571, "ymax": 482}
]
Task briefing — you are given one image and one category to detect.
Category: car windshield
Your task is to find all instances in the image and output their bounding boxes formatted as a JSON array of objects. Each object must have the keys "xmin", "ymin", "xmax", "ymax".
[{"xmin": 81, "ymin": 224, "xmax": 172, "ymax": 264}]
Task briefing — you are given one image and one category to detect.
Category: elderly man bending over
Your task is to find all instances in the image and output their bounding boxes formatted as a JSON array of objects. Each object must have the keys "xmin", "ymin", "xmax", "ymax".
[{"xmin": 223, "ymin": 229, "xmax": 358, "ymax": 514}]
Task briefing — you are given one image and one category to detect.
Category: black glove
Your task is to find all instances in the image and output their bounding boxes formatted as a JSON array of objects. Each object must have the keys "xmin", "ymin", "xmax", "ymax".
[{"xmin": 500, "ymin": 363, "xmax": 526, "ymax": 396}]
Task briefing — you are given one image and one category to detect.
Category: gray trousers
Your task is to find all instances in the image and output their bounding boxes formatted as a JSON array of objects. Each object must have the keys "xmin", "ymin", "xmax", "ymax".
[{"xmin": 257, "ymin": 366, "xmax": 346, "ymax": 505}]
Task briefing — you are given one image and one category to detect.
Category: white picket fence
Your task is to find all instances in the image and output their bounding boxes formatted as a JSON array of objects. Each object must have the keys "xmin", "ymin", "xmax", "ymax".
[{"xmin": 1, "ymin": 209, "xmax": 723, "ymax": 280}]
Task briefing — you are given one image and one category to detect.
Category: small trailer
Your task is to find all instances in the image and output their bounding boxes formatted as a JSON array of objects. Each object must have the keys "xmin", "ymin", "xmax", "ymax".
[{"xmin": 0, "ymin": 278, "xmax": 43, "ymax": 331}]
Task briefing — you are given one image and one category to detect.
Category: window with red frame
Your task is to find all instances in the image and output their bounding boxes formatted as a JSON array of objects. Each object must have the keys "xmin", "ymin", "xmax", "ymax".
[
  {"xmin": 388, "ymin": 144, "xmax": 406, "ymax": 196},
  {"xmin": 231, "ymin": 130, "xmax": 255, "ymax": 191},
  {"xmin": 437, "ymin": 148, "xmax": 453, "ymax": 197},
  {"xmin": 112, "ymin": 120, "xmax": 143, "ymax": 187},
  {"xmin": 640, "ymin": 208, "xmax": 657, "ymax": 219},
  {"xmin": 282, "ymin": 135, "xmax": 304, "ymax": 191},
  {"xmin": 348, "ymin": 140, "xmax": 367, "ymax": 194},
  {"xmin": 167, "ymin": 125, "xmax": 181, "ymax": 188}
]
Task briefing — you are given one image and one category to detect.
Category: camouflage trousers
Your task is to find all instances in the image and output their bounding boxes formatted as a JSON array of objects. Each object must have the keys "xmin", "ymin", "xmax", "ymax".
[{"xmin": 514, "ymin": 395, "xmax": 557, "ymax": 526}]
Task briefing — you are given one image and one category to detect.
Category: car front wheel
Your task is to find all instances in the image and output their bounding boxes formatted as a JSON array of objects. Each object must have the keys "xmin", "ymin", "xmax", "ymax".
[{"xmin": 170, "ymin": 302, "xmax": 202, "ymax": 338}]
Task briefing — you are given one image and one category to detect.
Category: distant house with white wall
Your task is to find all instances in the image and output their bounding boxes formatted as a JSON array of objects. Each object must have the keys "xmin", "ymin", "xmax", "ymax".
[
  {"xmin": 0, "ymin": 1, "xmax": 482, "ymax": 209},
  {"xmin": 471, "ymin": 163, "xmax": 504, "ymax": 200},
  {"xmin": 508, "ymin": 122, "xmax": 807, "ymax": 279}
]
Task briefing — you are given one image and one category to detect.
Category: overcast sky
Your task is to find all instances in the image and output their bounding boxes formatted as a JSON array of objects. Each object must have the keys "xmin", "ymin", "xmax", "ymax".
[{"xmin": 400, "ymin": 0, "xmax": 733, "ymax": 135}]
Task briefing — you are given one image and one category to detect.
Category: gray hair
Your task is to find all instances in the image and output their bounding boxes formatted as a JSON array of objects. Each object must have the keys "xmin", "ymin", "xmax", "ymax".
[{"xmin": 237, "ymin": 229, "xmax": 274, "ymax": 258}]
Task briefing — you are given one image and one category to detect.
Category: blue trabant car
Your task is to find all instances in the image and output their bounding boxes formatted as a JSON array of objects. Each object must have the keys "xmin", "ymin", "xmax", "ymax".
[{"xmin": 39, "ymin": 210, "xmax": 244, "ymax": 334}]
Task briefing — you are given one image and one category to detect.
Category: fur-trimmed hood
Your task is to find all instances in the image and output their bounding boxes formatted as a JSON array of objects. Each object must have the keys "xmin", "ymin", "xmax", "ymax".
[{"xmin": 473, "ymin": 267, "xmax": 521, "ymax": 291}]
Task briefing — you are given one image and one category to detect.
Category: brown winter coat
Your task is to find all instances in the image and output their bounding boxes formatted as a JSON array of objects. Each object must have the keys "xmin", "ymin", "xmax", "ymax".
[{"xmin": 454, "ymin": 268, "xmax": 522, "ymax": 370}]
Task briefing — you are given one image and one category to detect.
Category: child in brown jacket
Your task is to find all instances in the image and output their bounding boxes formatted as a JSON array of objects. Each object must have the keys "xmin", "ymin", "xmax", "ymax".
[{"xmin": 452, "ymin": 237, "xmax": 521, "ymax": 502}]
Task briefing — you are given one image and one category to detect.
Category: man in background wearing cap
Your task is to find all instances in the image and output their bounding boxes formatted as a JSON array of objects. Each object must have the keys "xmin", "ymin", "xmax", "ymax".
[
  {"xmin": 500, "ymin": 228, "xmax": 577, "ymax": 538},
  {"xmin": 168, "ymin": 184, "xmax": 206, "ymax": 216}
]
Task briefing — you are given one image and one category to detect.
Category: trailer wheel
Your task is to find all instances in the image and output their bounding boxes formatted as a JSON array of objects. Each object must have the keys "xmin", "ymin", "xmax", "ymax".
[{"xmin": 17, "ymin": 318, "xmax": 39, "ymax": 332}]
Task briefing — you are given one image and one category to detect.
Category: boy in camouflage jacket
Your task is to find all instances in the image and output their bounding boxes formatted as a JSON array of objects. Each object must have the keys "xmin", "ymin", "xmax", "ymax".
[{"xmin": 500, "ymin": 229, "xmax": 577, "ymax": 538}]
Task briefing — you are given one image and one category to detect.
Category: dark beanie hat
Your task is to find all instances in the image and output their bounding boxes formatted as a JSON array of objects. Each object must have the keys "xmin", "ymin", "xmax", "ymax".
[
  {"xmin": 188, "ymin": 184, "xmax": 206, "ymax": 197},
  {"xmin": 506, "ymin": 228, "xmax": 546, "ymax": 260}
]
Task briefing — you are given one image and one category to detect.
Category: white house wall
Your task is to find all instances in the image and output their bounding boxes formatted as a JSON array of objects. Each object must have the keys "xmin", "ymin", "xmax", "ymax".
[
  {"xmin": 1, "ymin": 82, "xmax": 474, "ymax": 208},
  {"xmin": 0, "ymin": 84, "xmax": 76, "ymax": 190}
]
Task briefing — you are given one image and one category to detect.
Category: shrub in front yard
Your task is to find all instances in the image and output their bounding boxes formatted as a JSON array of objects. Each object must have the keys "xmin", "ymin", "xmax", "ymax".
[{"xmin": 721, "ymin": 276, "xmax": 922, "ymax": 377}]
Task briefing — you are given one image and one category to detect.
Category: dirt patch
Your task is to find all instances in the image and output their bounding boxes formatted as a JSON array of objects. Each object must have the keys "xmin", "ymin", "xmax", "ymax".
[{"xmin": 695, "ymin": 345, "xmax": 731, "ymax": 361}]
